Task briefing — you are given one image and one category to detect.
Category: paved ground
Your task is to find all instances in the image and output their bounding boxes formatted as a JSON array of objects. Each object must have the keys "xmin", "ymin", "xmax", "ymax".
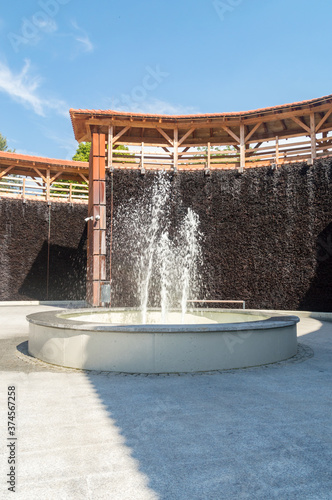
[{"xmin": 0, "ymin": 305, "xmax": 331, "ymax": 500}]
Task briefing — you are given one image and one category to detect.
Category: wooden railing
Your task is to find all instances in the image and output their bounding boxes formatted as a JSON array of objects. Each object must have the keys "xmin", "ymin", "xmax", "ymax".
[
  {"xmin": 0, "ymin": 176, "xmax": 88, "ymax": 202},
  {"xmin": 107, "ymin": 135, "xmax": 332, "ymax": 171}
]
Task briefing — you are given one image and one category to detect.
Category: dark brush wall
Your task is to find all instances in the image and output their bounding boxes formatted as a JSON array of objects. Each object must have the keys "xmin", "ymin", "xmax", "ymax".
[
  {"xmin": 0, "ymin": 199, "xmax": 87, "ymax": 301},
  {"xmin": 107, "ymin": 160, "xmax": 332, "ymax": 311}
]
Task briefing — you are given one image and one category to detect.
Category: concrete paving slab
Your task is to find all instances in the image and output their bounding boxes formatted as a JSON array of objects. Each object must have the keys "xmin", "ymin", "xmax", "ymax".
[{"xmin": 0, "ymin": 305, "xmax": 331, "ymax": 500}]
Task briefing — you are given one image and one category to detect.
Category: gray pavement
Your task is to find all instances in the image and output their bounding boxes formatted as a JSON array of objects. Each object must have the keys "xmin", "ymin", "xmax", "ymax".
[{"xmin": 0, "ymin": 305, "xmax": 331, "ymax": 500}]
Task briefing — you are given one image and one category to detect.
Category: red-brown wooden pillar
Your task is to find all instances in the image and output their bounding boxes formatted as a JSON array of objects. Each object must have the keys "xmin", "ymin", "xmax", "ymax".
[{"xmin": 86, "ymin": 128, "xmax": 109, "ymax": 307}]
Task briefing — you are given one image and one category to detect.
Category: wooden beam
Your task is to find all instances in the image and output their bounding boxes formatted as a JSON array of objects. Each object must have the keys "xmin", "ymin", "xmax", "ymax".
[
  {"xmin": 157, "ymin": 127, "xmax": 174, "ymax": 146},
  {"xmin": 78, "ymin": 173, "xmax": 89, "ymax": 183},
  {"xmin": 275, "ymin": 136, "xmax": 280, "ymax": 164},
  {"xmin": 112, "ymin": 126, "xmax": 130, "ymax": 144},
  {"xmin": 245, "ymin": 122, "xmax": 262, "ymax": 143},
  {"xmin": 46, "ymin": 169, "xmax": 50, "ymax": 201},
  {"xmin": 221, "ymin": 125, "xmax": 240, "ymax": 143},
  {"xmin": 281, "ymin": 120, "xmax": 288, "ymax": 131},
  {"xmin": 108, "ymin": 126, "xmax": 113, "ymax": 170},
  {"xmin": 33, "ymin": 167, "xmax": 47, "ymax": 183},
  {"xmin": 174, "ymin": 128, "xmax": 178, "ymax": 172},
  {"xmin": 247, "ymin": 142, "xmax": 263, "ymax": 157},
  {"xmin": 207, "ymin": 142, "xmax": 211, "ymax": 170},
  {"xmin": 141, "ymin": 142, "xmax": 145, "ymax": 171},
  {"xmin": 178, "ymin": 126, "xmax": 196, "ymax": 146},
  {"xmin": 240, "ymin": 123, "xmax": 245, "ymax": 172},
  {"xmin": 310, "ymin": 113, "xmax": 317, "ymax": 162},
  {"xmin": 291, "ymin": 116, "xmax": 311, "ymax": 134},
  {"xmin": 0, "ymin": 165, "xmax": 14, "ymax": 179},
  {"xmin": 50, "ymin": 171, "xmax": 63, "ymax": 184},
  {"xmin": 315, "ymin": 108, "xmax": 332, "ymax": 132}
]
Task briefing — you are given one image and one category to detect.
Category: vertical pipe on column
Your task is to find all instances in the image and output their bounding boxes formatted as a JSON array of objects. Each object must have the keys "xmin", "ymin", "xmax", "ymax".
[
  {"xmin": 109, "ymin": 169, "xmax": 114, "ymax": 307},
  {"xmin": 46, "ymin": 204, "xmax": 51, "ymax": 300}
]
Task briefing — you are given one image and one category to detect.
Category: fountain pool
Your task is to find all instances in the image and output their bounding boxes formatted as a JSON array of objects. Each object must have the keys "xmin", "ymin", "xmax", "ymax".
[{"xmin": 27, "ymin": 308, "xmax": 299, "ymax": 373}]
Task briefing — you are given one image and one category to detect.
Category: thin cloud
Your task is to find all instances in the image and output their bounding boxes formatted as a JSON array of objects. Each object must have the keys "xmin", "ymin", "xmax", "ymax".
[
  {"xmin": 75, "ymin": 34, "xmax": 94, "ymax": 53},
  {"xmin": 0, "ymin": 59, "xmax": 68, "ymax": 117},
  {"xmin": 71, "ymin": 20, "xmax": 94, "ymax": 53}
]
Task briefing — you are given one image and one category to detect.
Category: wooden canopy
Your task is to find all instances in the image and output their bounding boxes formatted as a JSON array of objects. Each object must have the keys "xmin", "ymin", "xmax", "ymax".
[
  {"xmin": 0, "ymin": 151, "xmax": 88, "ymax": 182},
  {"xmin": 70, "ymin": 94, "xmax": 332, "ymax": 147}
]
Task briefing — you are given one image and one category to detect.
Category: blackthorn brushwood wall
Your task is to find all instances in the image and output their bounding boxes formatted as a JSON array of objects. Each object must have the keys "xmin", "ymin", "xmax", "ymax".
[{"xmin": 1, "ymin": 160, "xmax": 332, "ymax": 310}]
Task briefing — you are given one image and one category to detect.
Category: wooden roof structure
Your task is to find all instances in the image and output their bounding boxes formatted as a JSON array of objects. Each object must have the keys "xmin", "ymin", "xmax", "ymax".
[
  {"xmin": 0, "ymin": 151, "xmax": 89, "ymax": 203},
  {"xmin": 70, "ymin": 94, "xmax": 332, "ymax": 147},
  {"xmin": 0, "ymin": 151, "xmax": 88, "ymax": 182}
]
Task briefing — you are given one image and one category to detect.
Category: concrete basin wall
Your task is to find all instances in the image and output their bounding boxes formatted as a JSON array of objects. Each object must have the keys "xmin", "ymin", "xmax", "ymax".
[{"xmin": 27, "ymin": 309, "xmax": 299, "ymax": 373}]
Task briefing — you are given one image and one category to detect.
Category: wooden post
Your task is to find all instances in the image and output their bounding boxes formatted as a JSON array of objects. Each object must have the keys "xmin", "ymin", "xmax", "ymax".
[
  {"xmin": 322, "ymin": 131, "xmax": 328, "ymax": 153},
  {"xmin": 275, "ymin": 136, "xmax": 280, "ymax": 165},
  {"xmin": 240, "ymin": 123, "xmax": 245, "ymax": 172},
  {"xmin": 46, "ymin": 169, "xmax": 50, "ymax": 201},
  {"xmin": 310, "ymin": 113, "xmax": 316, "ymax": 164},
  {"xmin": 69, "ymin": 183, "xmax": 73, "ymax": 203},
  {"xmin": 108, "ymin": 126, "xmax": 113, "ymax": 171},
  {"xmin": 207, "ymin": 142, "xmax": 211, "ymax": 170},
  {"xmin": 141, "ymin": 142, "xmax": 145, "ymax": 172},
  {"xmin": 87, "ymin": 129, "xmax": 107, "ymax": 307},
  {"xmin": 22, "ymin": 177, "xmax": 26, "ymax": 200},
  {"xmin": 174, "ymin": 127, "xmax": 178, "ymax": 172}
]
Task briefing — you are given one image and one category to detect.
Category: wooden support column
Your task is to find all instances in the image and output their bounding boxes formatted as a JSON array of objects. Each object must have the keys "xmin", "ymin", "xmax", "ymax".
[
  {"xmin": 174, "ymin": 127, "xmax": 178, "ymax": 172},
  {"xmin": 22, "ymin": 177, "xmax": 26, "ymax": 200},
  {"xmin": 275, "ymin": 136, "xmax": 280, "ymax": 165},
  {"xmin": 46, "ymin": 169, "xmax": 50, "ymax": 201},
  {"xmin": 322, "ymin": 131, "xmax": 328, "ymax": 152},
  {"xmin": 108, "ymin": 126, "xmax": 113, "ymax": 171},
  {"xmin": 86, "ymin": 129, "xmax": 108, "ymax": 307},
  {"xmin": 239, "ymin": 123, "xmax": 245, "ymax": 172},
  {"xmin": 141, "ymin": 142, "xmax": 145, "ymax": 173},
  {"xmin": 310, "ymin": 113, "xmax": 316, "ymax": 164},
  {"xmin": 207, "ymin": 142, "xmax": 211, "ymax": 170}
]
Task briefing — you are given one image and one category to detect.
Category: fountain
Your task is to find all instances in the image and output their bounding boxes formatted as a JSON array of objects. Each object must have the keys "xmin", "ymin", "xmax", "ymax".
[{"xmin": 27, "ymin": 173, "xmax": 299, "ymax": 373}]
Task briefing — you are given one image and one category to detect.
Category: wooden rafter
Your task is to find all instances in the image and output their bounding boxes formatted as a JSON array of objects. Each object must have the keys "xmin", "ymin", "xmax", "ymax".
[
  {"xmin": 245, "ymin": 122, "xmax": 262, "ymax": 143},
  {"xmin": 315, "ymin": 109, "xmax": 332, "ymax": 132},
  {"xmin": 50, "ymin": 171, "xmax": 63, "ymax": 184},
  {"xmin": 281, "ymin": 120, "xmax": 288, "ymax": 131},
  {"xmin": 78, "ymin": 172, "xmax": 89, "ymax": 183},
  {"xmin": 221, "ymin": 126, "xmax": 240, "ymax": 143},
  {"xmin": 0, "ymin": 165, "xmax": 14, "ymax": 179},
  {"xmin": 156, "ymin": 127, "xmax": 174, "ymax": 146},
  {"xmin": 178, "ymin": 127, "xmax": 196, "ymax": 146},
  {"xmin": 113, "ymin": 126, "xmax": 130, "ymax": 144},
  {"xmin": 291, "ymin": 116, "xmax": 311, "ymax": 134},
  {"xmin": 33, "ymin": 167, "xmax": 47, "ymax": 183}
]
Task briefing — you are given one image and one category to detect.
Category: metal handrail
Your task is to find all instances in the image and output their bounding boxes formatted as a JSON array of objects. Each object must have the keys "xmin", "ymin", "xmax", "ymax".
[{"xmin": 187, "ymin": 300, "xmax": 246, "ymax": 310}]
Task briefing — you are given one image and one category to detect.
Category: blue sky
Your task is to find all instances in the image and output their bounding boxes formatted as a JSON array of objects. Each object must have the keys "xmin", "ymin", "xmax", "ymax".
[{"xmin": 0, "ymin": 0, "xmax": 331, "ymax": 160}]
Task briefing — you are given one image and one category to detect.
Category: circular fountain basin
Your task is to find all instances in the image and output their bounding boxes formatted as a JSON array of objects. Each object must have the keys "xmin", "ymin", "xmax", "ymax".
[{"xmin": 27, "ymin": 309, "xmax": 299, "ymax": 373}]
